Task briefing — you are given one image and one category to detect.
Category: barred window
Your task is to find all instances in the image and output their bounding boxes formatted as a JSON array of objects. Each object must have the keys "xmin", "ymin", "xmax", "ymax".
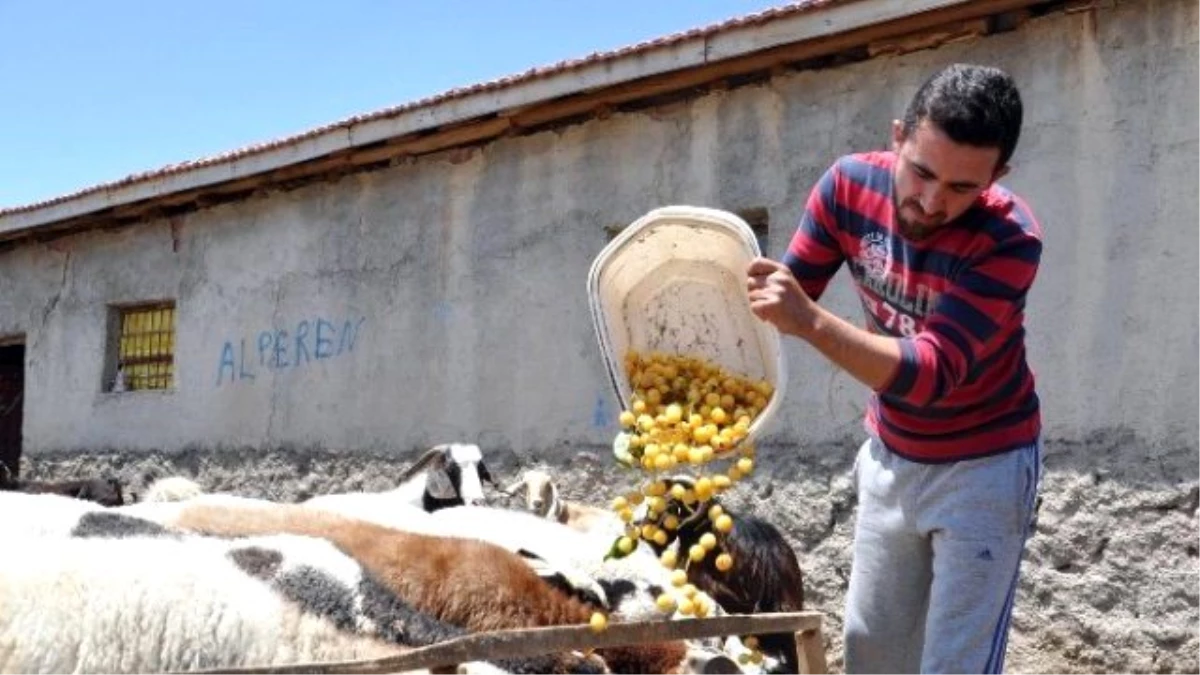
[
  {"xmin": 738, "ymin": 207, "xmax": 770, "ymax": 256},
  {"xmin": 605, "ymin": 208, "xmax": 769, "ymax": 252},
  {"xmin": 111, "ymin": 302, "xmax": 175, "ymax": 391}
]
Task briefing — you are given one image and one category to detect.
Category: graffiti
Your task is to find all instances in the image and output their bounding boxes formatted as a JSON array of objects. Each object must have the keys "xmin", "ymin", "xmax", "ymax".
[
  {"xmin": 216, "ymin": 316, "xmax": 366, "ymax": 386},
  {"xmin": 593, "ymin": 393, "xmax": 614, "ymax": 429}
]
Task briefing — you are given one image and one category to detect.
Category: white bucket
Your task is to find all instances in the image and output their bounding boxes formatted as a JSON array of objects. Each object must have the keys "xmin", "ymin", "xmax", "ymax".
[{"xmin": 587, "ymin": 205, "xmax": 787, "ymax": 445}]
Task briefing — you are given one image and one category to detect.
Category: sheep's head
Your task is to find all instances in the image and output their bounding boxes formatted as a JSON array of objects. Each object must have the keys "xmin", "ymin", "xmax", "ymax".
[
  {"xmin": 503, "ymin": 469, "xmax": 557, "ymax": 517},
  {"xmin": 418, "ymin": 443, "xmax": 494, "ymax": 508},
  {"xmin": 78, "ymin": 478, "xmax": 126, "ymax": 507}
]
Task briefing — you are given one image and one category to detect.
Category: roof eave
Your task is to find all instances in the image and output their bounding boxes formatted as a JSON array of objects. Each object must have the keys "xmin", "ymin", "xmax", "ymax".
[{"xmin": 0, "ymin": 0, "xmax": 1032, "ymax": 240}]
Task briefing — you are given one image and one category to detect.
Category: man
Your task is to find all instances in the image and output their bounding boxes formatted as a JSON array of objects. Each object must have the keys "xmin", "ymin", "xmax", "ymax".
[{"xmin": 746, "ymin": 63, "xmax": 1044, "ymax": 673}]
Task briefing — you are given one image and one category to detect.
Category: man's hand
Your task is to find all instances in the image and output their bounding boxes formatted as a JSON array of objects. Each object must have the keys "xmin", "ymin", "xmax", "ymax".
[
  {"xmin": 747, "ymin": 258, "xmax": 903, "ymax": 391},
  {"xmin": 746, "ymin": 257, "xmax": 817, "ymax": 338}
]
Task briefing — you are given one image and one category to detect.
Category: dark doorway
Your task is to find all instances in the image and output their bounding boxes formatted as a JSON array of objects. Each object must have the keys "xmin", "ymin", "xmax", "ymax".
[{"xmin": 0, "ymin": 342, "xmax": 24, "ymax": 480}]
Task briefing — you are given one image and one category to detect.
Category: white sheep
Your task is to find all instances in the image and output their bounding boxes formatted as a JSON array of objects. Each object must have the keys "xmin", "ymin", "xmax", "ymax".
[
  {"xmin": 503, "ymin": 468, "xmax": 624, "ymax": 538},
  {"xmin": 0, "ymin": 491, "xmax": 107, "ymax": 537},
  {"xmin": 0, "ymin": 532, "xmax": 415, "ymax": 673},
  {"xmin": 139, "ymin": 475, "xmax": 205, "ymax": 502}
]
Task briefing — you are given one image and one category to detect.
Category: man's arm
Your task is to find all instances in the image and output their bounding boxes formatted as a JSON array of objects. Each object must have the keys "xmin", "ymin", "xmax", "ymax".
[
  {"xmin": 749, "ymin": 233, "xmax": 1042, "ymax": 400},
  {"xmin": 747, "ymin": 257, "xmax": 901, "ymax": 391},
  {"xmin": 783, "ymin": 161, "xmax": 846, "ymax": 301}
]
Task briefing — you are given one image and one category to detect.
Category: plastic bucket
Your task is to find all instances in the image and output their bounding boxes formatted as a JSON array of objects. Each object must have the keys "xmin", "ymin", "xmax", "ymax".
[{"xmin": 587, "ymin": 205, "xmax": 786, "ymax": 445}]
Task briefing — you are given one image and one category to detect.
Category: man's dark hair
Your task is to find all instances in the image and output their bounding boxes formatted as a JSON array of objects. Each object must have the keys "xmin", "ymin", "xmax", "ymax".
[{"xmin": 902, "ymin": 63, "xmax": 1024, "ymax": 168}]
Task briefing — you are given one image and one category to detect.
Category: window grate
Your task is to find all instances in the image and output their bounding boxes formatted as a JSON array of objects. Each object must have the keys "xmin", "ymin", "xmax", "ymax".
[
  {"xmin": 116, "ymin": 303, "xmax": 175, "ymax": 391},
  {"xmin": 738, "ymin": 207, "xmax": 770, "ymax": 257}
]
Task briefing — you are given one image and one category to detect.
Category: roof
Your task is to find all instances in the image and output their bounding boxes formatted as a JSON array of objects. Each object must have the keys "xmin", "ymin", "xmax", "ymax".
[{"xmin": 0, "ymin": 0, "xmax": 1039, "ymax": 241}]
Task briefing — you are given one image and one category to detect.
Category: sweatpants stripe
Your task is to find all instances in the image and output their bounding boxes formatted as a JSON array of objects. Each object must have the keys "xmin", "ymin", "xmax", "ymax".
[{"xmin": 984, "ymin": 442, "xmax": 1042, "ymax": 672}]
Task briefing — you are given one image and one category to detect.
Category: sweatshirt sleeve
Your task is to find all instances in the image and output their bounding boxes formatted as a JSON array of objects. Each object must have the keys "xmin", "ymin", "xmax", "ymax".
[
  {"xmin": 881, "ymin": 233, "xmax": 1042, "ymax": 405},
  {"xmin": 781, "ymin": 161, "xmax": 845, "ymax": 302}
]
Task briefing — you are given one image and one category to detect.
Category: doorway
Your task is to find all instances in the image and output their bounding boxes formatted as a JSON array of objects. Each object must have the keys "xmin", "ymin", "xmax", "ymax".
[{"xmin": 0, "ymin": 340, "xmax": 25, "ymax": 480}]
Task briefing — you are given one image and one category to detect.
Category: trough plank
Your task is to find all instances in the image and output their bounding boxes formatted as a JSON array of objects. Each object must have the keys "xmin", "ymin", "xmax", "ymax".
[{"xmin": 178, "ymin": 611, "xmax": 825, "ymax": 674}]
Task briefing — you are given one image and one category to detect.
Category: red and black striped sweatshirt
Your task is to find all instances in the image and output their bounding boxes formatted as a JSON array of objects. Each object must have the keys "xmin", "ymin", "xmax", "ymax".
[{"xmin": 783, "ymin": 151, "xmax": 1043, "ymax": 462}]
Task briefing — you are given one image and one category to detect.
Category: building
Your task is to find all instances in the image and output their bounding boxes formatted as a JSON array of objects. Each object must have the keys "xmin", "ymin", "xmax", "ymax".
[{"xmin": 0, "ymin": 0, "xmax": 1195, "ymax": 671}]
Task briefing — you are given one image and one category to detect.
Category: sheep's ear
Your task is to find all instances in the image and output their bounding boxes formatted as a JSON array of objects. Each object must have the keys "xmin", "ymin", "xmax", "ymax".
[
  {"xmin": 425, "ymin": 467, "xmax": 458, "ymax": 500},
  {"xmin": 476, "ymin": 461, "xmax": 495, "ymax": 486},
  {"xmin": 501, "ymin": 479, "xmax": 525, "ymax": 496}
]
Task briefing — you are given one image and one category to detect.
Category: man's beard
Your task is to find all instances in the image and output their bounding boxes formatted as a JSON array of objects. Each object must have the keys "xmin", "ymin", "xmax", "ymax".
[{"xmin": 894, "ymin": 197, "xmax": 945, "ymax": 241}]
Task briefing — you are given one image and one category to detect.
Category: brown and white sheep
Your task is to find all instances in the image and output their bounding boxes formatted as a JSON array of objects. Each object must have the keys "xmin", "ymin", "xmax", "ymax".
[{"xmin": 169, "ymin": 501, "xmax": 694, "ymax": 674}]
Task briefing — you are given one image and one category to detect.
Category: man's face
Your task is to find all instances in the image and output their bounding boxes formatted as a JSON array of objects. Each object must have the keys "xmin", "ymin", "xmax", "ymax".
[{"xmin": 891, "ymin": 119, "xmax": 1007, "ymax": 240}]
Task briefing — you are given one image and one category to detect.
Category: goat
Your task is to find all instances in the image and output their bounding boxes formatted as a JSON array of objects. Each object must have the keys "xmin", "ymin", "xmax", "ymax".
[
  {"xmin": 0, "ymin": 463, "xmax": 125, "ymax": 506},
  {"xmin": 646, "ymin": 476, "xmax": 805, "ymax": 675},
  {"xmin": 503, "ymin": 468, "xmax": 623, "ymax": 537},
  {"xmin": 305, "ymin": 443, "xmax": 495, "ymax": 513},
  {"xmin": 167, "ymin": 501, "xmax": 698, "ymax": 674}
]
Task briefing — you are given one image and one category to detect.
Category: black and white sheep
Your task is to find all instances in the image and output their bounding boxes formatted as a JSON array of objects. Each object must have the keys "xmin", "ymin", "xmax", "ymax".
[
  {"xmin": 165, "ymin": 500, "xmax": 699, "ymax": 674},
  {"xmin": 0, "ymin": 463, "xmax": 125, "ymax": 506},
  {"xmin": 647, "ymin": 476, "xmax": 806, "ymax": 674},
  {"xmin": 0, "ymin": 510, "xmax": 604, "ymax": 674},
  {"xmin": 305, "ymin": 443, "xmax": 496, "ymax": 513}
]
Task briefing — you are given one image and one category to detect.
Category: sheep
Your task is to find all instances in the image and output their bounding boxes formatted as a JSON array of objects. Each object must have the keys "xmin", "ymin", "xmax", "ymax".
[
  {"xmin": 0, "ymin": 488, "xmax": 436, "ymax": 543},
  {"xmin": 503, "ymin": 468, "xmax": 624, "ymax": 538},
  {"xmin": 1, "ymin": 511, "xmax": 605, "ymax": 674},
  {"xmin": 0, "ymin": 493, "xmax": 742, "ymax": 673},
  {"xmin": 423, "ymin": 505, "xmax": 764, "ymax": 673},
  {"xmin": 165, "ymin": 500, "xmax": 700, "ymax": 674},
  {"xmin": 0, "ymin": 491, "xmax": 108, "ymax": 537},
  {"xmin": 140, "ymin": 474, "xmax": 205, "ymax": 502},
  {"xmin": 3, "ymin": 530, "xmax": 406, "ymax": 673},
  {"xmin": 425, "ymin": 505, "xmax": 656, "ymax": 615},
  {"xmin": 305, "ymin": 443, "xmax": 496, "ymax": 513},
  {"xmin": 645, "ymin": 476, "xmax": 806, "ymax": 675},
  {"xmin": 0, "ymin": 463, "xmax": 125, "ymax": 506}
]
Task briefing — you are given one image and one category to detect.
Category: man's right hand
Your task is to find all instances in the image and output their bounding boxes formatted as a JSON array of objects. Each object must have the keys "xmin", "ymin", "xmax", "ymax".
[{"xmin": 746, "ymin": 257, "xmax": 817, "ymax": 338}]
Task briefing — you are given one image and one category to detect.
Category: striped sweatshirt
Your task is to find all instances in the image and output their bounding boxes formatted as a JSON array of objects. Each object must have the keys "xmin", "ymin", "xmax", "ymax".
[{"xmin": 782, "ymin": 151, "xmax": 1043, "ymax": 462}]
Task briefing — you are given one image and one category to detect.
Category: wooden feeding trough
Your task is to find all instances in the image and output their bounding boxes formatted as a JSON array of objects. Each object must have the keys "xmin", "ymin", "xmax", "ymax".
[{"xmin": 183, "ymin": 611, "xmax": 828, "ymax": 674}]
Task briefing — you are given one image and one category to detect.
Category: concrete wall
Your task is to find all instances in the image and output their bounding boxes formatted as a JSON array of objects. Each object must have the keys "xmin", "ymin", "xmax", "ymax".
[{"xmin": 2, "ymin": 0, "xmax": 1195, "ymax": 672}]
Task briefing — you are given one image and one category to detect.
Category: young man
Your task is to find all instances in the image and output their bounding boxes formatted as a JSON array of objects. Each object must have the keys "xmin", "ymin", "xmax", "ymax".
[{"xmin": 746, "ymin": 63, "xmax": 1044, "ymax": 673}]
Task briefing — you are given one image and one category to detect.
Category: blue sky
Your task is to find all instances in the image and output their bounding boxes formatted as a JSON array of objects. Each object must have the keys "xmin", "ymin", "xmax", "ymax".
[{"xmin": 0, "ymin": 1, "xmax": 788, "ymax": 208}]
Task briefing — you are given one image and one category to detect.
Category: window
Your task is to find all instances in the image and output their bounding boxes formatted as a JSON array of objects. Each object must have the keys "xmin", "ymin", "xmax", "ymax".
[
  {"xmin": 738, "ymin": 207, "xmax": 770, "ymax": 257},
  {"xmin": 108, "ymin": 302, "xmax": 175, "ymax": 391},
  {"xmin": 605, "ymin": 208, "xmax": 769, "ymax": 249}
]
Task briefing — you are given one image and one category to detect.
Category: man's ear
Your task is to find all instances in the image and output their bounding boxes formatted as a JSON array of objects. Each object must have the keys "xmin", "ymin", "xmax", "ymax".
[
  {"xmin": 891, "ymin": 119, "xmax": 906, "ymax": 152},
  {"xmin": 991, "ymin": 164, "xmax": 1011, "ymax": 184}
]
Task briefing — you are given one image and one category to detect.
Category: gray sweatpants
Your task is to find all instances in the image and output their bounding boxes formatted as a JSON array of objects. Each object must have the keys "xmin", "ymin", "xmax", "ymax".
[{"xmin": 843, "ymin": 436, "xmax": 1043, "ymax": 674}]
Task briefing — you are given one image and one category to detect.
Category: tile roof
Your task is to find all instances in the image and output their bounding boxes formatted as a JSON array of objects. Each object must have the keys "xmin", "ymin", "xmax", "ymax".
[{"xmin": 0, "ymin": 0, "xmax": 831, "ymax": 218}]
